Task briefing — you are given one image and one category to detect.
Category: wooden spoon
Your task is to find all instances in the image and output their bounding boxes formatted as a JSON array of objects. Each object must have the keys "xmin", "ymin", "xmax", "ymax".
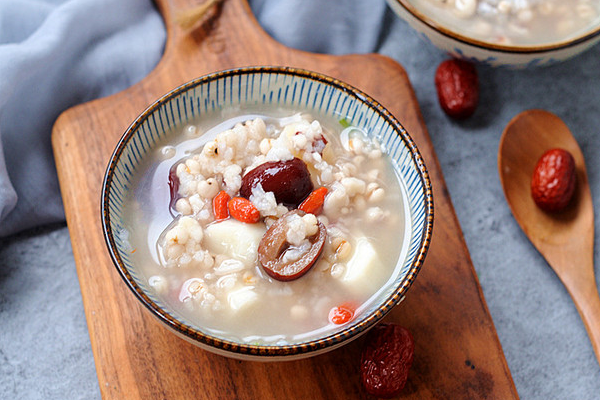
[{"xmin": 498, "ymin": 109, "xmax": 600, "ymax": 366}]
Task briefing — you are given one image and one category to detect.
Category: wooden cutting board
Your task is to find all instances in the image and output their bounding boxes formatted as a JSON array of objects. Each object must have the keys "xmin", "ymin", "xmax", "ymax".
[{"xmin": 51, "ymin": 0, "xmax": 519, "ymax": 398}]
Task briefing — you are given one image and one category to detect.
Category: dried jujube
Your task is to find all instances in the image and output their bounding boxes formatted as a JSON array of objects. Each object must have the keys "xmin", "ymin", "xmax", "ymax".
[
  {"xmin": 361, "ymin": 323, "xmax": 414, "ymax": 398},
  {"xmin": 240, "ymin": 158, "xmax": 313, "ymax": 208},
  {"xmin": 258, "ymin": 210, "xmax": 326, "ymax": 281},
  {"xmin": 435, "ymin": 59, "xmax": 479, "ymax": 119},
  {"xmin": 531, "ymin": 148, "xmax": 577, "ymax": 212}
]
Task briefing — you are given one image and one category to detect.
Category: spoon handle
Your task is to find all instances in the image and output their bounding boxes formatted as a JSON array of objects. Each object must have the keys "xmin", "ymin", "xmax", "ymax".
[
  {"xmin": 556, "ymin": 258, "xmax": 600, "ymax": 366},
  {"xmin": 572, "ymin": 284, "xmax": 600, "ymax": 366}
]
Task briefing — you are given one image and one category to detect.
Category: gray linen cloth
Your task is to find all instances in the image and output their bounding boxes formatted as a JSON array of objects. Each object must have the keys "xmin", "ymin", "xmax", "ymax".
[{"xmin": 0, "ymin": 0, "xmax": 165, "ymax": 236}]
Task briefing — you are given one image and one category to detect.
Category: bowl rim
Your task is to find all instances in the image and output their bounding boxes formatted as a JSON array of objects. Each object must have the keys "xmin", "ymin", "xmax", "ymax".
[
  {"xmin": 391, "ymin": 0, "xmax": 600, "ymax": 53},
  {"xmin": 101, "ymin": 66, "xmax": 434, "ymax": 358}
]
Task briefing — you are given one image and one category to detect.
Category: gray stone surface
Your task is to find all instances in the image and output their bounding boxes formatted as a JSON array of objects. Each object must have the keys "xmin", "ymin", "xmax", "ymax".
[
  {"xmin": 2, "ymin": 1, "xmax": 600, "ymax": 399},
  {"xmin": 0, "ymin": 225, "xmax": 98, "ymax": 400}
]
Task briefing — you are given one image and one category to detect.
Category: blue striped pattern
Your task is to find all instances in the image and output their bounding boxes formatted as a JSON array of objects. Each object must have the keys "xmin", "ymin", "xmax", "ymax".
[{"xmin": 102, "ymin": 67, "xmax": 433, "ymax": 358}]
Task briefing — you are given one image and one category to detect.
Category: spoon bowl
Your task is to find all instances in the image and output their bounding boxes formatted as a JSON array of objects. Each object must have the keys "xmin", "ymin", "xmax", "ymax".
[{"xmin": 498, "ymin": 109, "xmax": 600, "ymax": 366}]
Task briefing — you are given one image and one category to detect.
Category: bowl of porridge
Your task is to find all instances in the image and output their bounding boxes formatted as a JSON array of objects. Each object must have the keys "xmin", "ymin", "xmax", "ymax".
[
  {"xmin": 386, "ymin": 0, "xmax": 600, "ymax": 67},
  {"xmin": 101, "ymin": 66, "xmax": 433, "ymax": 360}
]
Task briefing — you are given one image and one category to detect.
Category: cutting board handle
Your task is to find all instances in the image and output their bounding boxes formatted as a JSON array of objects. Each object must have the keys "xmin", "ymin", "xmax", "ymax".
[
  {"xmin": 154, "ymin": 0, "xmax": 276, "ymax": 61},
  {"xmin": 140, "ymin": 0, "xmax": 297, "ymax": 92}
]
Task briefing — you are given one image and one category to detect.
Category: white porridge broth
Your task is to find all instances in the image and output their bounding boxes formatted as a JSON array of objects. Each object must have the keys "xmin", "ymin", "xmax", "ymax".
[
  {"xmin": 123, "ymin": 110, "xmax": 408, "ymax": 345},
  {"xmin": 410, "ymin": 0, "xmax": 600, "ymax": 46}
]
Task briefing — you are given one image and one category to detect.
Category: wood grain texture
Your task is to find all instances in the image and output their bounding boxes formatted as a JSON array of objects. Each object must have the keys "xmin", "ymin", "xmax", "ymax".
[
  {"xmin": 499, "ymin": 109, "xmax": 600, "ymax": 367},
  {"xmin": 51, "ymin": 0, "xmax": 518, "ymax": 398}
]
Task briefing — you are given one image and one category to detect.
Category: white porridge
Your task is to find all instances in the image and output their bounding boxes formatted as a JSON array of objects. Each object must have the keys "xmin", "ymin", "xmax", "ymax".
[
  {"xmin": 409, "ymin": 0, "xmax": 600, "ymax": 46},
  {"xmin": 124, "ymin": 112, "xmax": 409, "ymax": 345}
]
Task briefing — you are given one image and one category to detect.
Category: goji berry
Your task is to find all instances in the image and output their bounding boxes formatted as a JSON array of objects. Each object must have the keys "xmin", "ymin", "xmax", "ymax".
[
  {"xmin": 361, "ymin": 323, "xmax": 414, "ymax": 398},
  {"xmin": 228, "ymin": 197, "xmax": 260, "ymax": 223},
  {"xmin": 298, "ymin": 187, "xmax": 328, "ymax": 215},
  {"xmin": 328, "ymin": 304, "xmax": 354, "ymax": 324},
  {"xmin": 212, "ymin": 190, "xmax": 230, "ymax": 220}
]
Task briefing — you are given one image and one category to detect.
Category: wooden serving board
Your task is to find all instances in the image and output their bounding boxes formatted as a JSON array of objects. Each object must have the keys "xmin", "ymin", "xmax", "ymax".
[{"xmin": 52, "ymin": 0, "xmax": 519, "ymax": 398}]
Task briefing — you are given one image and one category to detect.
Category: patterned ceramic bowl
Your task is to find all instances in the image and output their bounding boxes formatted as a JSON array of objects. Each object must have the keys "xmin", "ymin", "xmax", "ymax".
[
  {"xmin": 101, "ymin": 66, "xmax": 433, "ymax": 360},
  {"xmin": 386, "ymin": 0, "xmax": 600, "ymax": 68}
]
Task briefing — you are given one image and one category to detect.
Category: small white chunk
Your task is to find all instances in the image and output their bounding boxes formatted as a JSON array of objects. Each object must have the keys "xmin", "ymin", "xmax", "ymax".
[
  {"xmin": 148, "ymin": 275, "xmax": 168, "ymax": 293},
  {"xmin": 228, "ymin": 286, "xmax": 258, "ymax": 311},
  {"xmin": 290, "ymin": 305, "xmax": 309, "ymax": 320},
  {"xmin": 342, "ymin": 237, "xmax": 381, "ymax": 295},
  {"xmin": 453, "ymin": 0, "xmax": 477, "ymax": 18},
  {"xmin": 214, "ymin": 259, "xmax": 245, "ymax": 275},
  {"xmin": 341, "ymin": 177, "xmax": 366, "ymax": 197},
  {"xmin": 203, "ymin": 219, "xmax": 266, "ymax": 266}
]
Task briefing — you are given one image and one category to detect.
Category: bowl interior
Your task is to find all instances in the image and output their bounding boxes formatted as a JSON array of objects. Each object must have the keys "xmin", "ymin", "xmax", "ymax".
[{"xmin": 102, "ymin": 67, "xmax": 433, "ymax": 358}]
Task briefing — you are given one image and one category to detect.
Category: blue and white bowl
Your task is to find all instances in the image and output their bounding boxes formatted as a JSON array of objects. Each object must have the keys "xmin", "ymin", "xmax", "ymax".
[
  {"xmin": 387, "ymin": 0, "xmax": 600, "ymax": 68},
  {"xmin": 101, "ymin": 66, "xmax": 434, "ymax": 360}
]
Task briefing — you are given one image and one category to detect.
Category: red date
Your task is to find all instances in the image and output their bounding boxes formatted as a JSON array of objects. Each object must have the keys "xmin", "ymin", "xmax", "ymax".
[
  {"xmin": 531, "ymin": 148, "xmax": 576, "ymax": 212},
  {"xmin": 258, "ymin": 210, "xmax": 326, "ymax": 281},
  {"xmin": 240, "ymin": 158, "xmax": 313, "ymax": 208},
  {"xmin": 361, "ymin": 323, "xmax": 414, "ymax": 398},
  {"xmin": 435, "ymin": 59, "xmax": 479, "ymax": 119},
  {"xmin": 168, "ymin": 164, "xmax": 180, "ymax": 210}
]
